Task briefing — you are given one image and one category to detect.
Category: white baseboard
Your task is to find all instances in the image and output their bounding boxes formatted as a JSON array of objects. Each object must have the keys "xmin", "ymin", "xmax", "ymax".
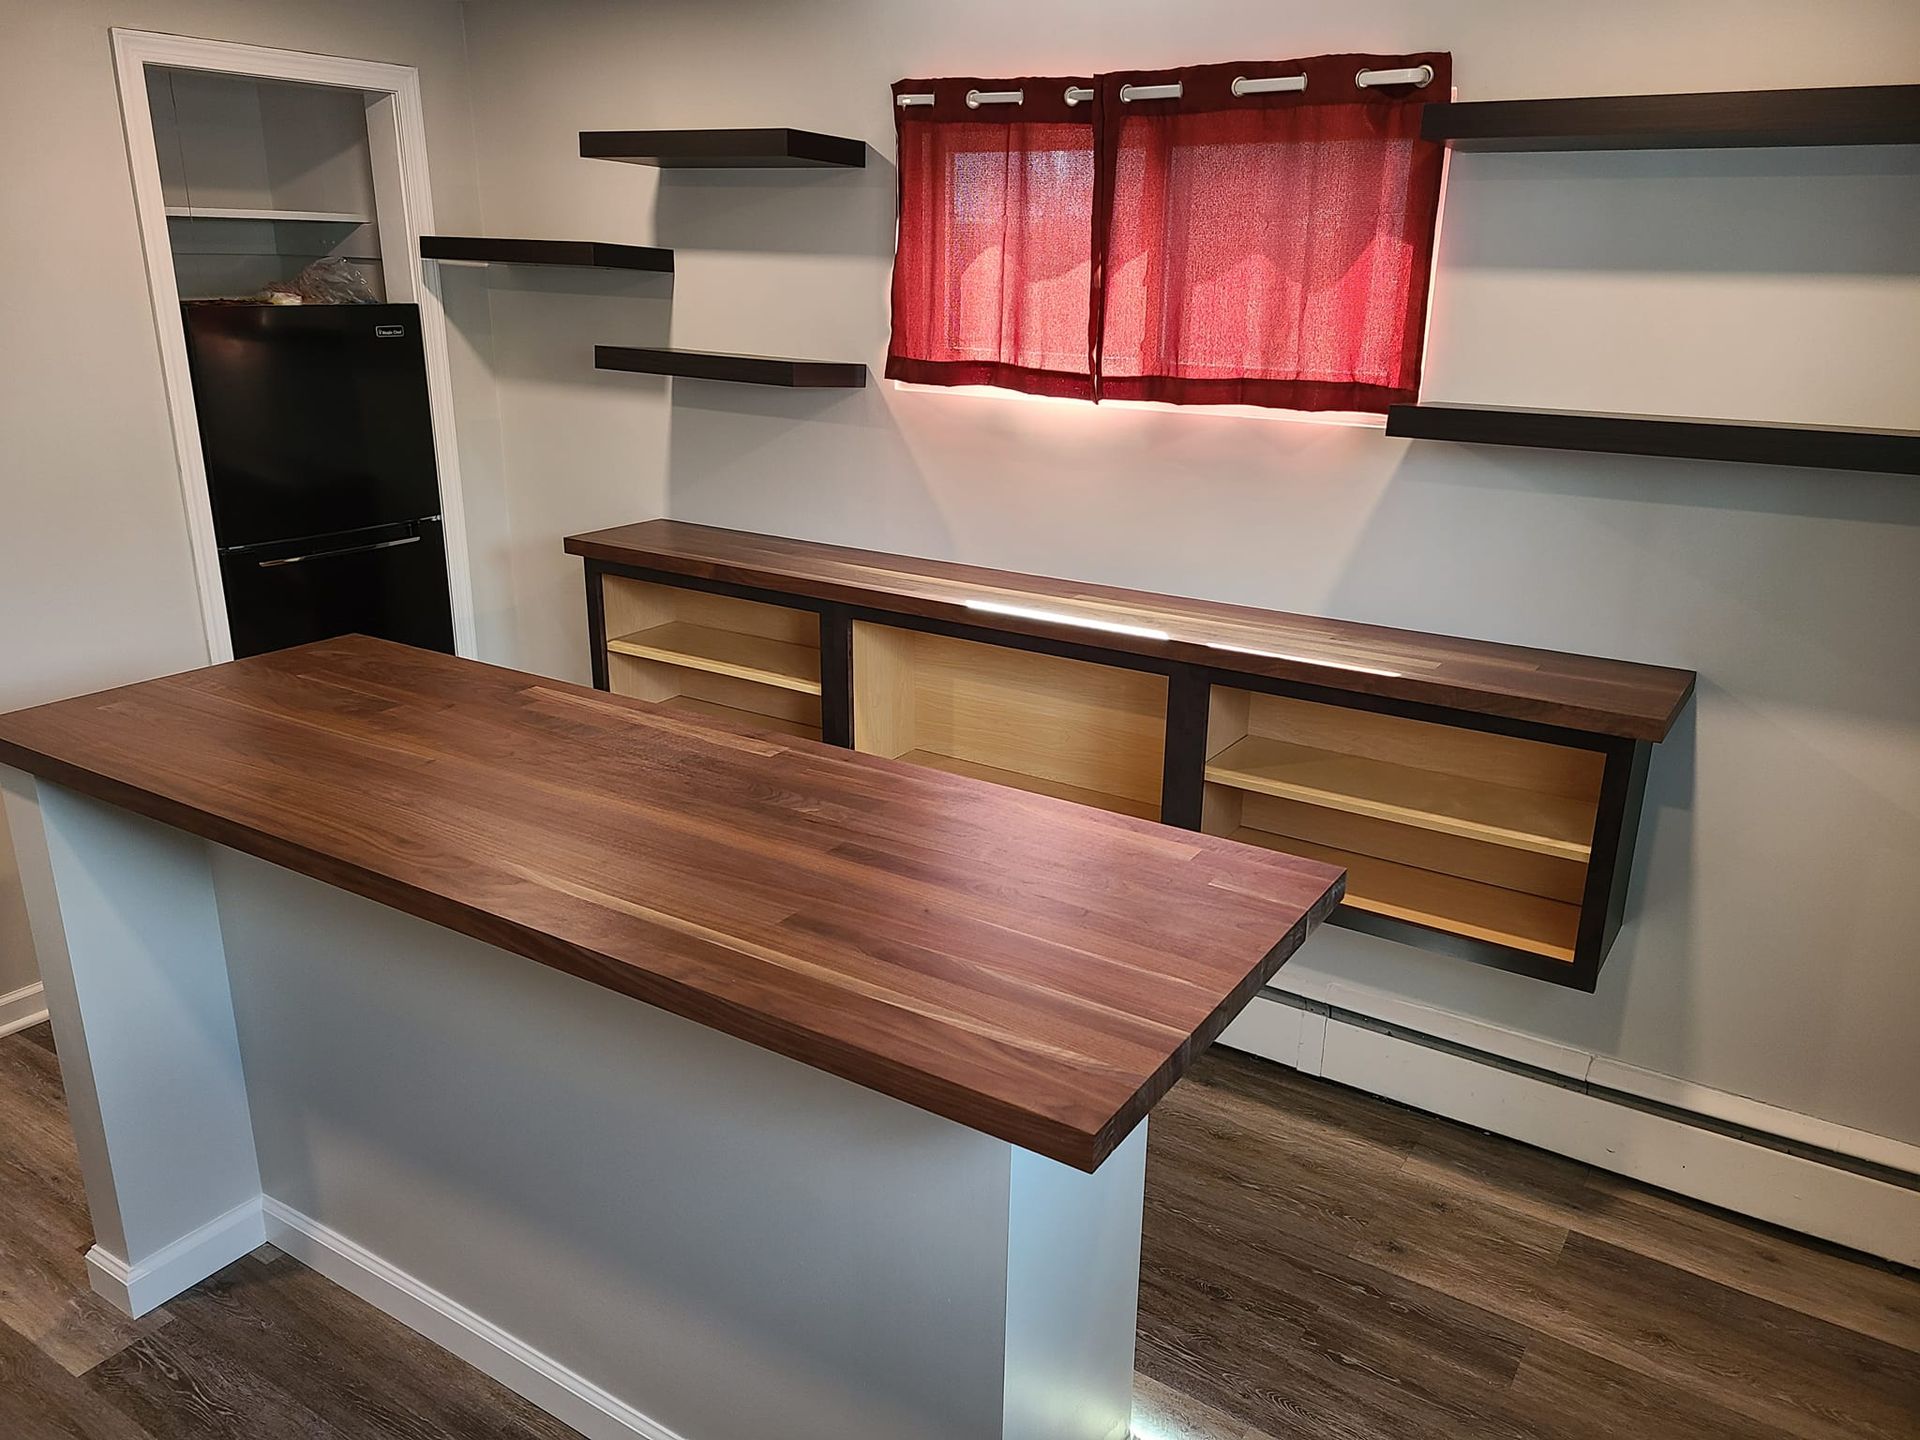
[
  {"xmin": 261, "ymin": 1197, "xmax": 690, "ymax": 1440},
  {"xmin": 86, "ymin": 1196, "xmax": 266, "ymax": 1317},
  {"xmin": 0, "ymin": 981, "xmax": 48, "ymax": 1037},
  {"xmin": 1218, "ymin": 992, "xmax": 1920, "ymax": 1267}
]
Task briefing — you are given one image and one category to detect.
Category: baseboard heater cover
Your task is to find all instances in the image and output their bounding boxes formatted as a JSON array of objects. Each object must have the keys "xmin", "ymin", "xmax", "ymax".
[{"xmin": 1245, "ymin": 989, "xmax": 1918, "ymax": 1192}]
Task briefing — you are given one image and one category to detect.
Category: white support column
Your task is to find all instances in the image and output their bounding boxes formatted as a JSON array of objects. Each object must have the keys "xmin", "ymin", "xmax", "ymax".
[
  {"xmin": 1005, "ymin": 1125, "xmax": 1145, "ymax": 1440},
  {"xmin": 0, "ymin": 770, "xmax": 263, "ymax": 1316}
]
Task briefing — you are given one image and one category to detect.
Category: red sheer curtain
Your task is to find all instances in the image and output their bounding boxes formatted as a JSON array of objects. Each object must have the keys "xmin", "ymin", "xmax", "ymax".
[
  {"xmin": 888, "ymin": 77, "xmax": 1097, "ymax": 399},
  {"xmin": 1095, "ymin": 53, "xmax": 1450, "ymax": 411}
]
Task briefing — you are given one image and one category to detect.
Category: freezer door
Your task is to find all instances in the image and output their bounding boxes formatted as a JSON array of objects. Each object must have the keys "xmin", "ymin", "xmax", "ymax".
[
  {"xmin": 218, "ymin": 518, "xmax": 456, "ymax": 658},
  {"xmin": 182, "ymin": 303, "xmax": 443, "ymax": 549}
]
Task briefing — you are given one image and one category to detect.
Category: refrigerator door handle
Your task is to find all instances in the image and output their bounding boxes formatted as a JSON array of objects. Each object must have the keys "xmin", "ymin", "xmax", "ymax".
[{"xmin": 255, "ymin": 535, "xmax": 423, "ymax": 569}]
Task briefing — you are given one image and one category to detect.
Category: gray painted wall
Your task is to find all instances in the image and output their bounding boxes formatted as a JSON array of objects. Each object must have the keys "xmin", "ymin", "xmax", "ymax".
[{"xmin": 451, "ymin": 0, "xmax": 1920, "ymax": 1144}]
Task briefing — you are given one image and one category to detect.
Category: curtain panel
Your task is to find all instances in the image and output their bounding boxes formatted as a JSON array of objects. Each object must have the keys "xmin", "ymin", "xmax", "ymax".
[
  {"xmin": 1094, "ymin": 53, "xmax": 1450, "ymax": 411},
  {"xmin": 889, "ymin": 53, "xmax": 1451, "ymax": 412},
  {"xmin": 888, "ymin": 76, "xmax": 1098, "ymax": 399}
]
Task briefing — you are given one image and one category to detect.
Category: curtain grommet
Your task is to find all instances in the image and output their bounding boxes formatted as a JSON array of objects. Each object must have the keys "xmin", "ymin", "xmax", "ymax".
[
  {"xmin": 1355, "ymin": 64, "xmax": 1435, "ymax": 91},
  {"xmin": 1231, "ymin": 75, "xmax": 1309, "ymax": 98}
]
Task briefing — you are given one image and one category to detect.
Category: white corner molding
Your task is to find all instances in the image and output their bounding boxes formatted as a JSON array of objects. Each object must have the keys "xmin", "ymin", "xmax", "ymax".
[
  {"xmin": 0, "ymin": 982, "xmax": 49, "ymax": 1038},
  {"xmin": 86, "ymin": 1197, "xmax": 266, "ymax": 1318},
  {"xmin": 108, "ymin": 29, "xmax": 479, "ymax": 662},
  {"xmin": 262, "ymin": 1198, "xmax": 692, "ymax": 1440},
  {"xmin": 1218, "ymin": 991, "xmax": 1920, "ymax": 1267}
]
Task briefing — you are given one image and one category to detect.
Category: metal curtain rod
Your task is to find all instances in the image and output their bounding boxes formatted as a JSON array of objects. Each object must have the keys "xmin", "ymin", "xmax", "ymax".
[{"xmin": 896, "ymin": 63, "xmax": 1429, "ymax": 109}]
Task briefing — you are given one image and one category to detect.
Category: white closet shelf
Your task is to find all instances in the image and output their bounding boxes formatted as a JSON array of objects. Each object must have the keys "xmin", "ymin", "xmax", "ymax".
[{"xmin": 165, "ymin": 206, "xmax": 372, "ymax": 224}]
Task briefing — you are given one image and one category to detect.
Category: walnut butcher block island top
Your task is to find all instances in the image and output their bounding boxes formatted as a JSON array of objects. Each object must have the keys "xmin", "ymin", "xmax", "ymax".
[
  {"xmin": 0, "ymin": 635, "xmax": 1340, "ymax": 1172},
  {"xmin": 0, "ymin": 635, "xmax": 1343, "ymax": 1439}
]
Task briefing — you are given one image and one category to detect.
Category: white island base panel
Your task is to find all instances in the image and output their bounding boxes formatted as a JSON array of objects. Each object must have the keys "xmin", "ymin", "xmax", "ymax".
[{"xmin": 2, "ymin": 772, "xmax": 1146, "ymax": 1440}]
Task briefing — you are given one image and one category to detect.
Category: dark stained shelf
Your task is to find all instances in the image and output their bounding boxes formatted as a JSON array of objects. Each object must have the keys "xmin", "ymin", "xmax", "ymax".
[
  {"xmin": 567, "ymin": 519, "xmax": 1696, "ymax": 741},
  {"xmin": 595, "ymin": 345, "xmax": 866, "ymax": 389},
  {"xmin": 420, "ymin": 236, "xmax": 673, "ymax": 272},
  {"xmin": 579, "ymin": 127, "xmax": 866, "ymax": 169},
  {"xmin": 1422, "ymin": 83, "xmax": 1920, "ymax": 151},
  {"xmin": 1386, "ymin": 405, "xmax": 1920, "ymax": 475}
]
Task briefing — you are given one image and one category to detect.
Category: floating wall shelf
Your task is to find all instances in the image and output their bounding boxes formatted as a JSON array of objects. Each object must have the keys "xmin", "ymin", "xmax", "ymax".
[
  {"xmin": 1411, "ymin": 83, "xmax": 1920, "ymax": 471},
  {"xmin": 1422, "ymin": 83, "xmax": 1920, "ymax": 151},
  {"xmin": 1386, "ymin": 405, "xmax": 1920, "ymax": 476},
  {"xmin": 420, "ymin": 236, "xmax": 674, "ymax": 272},
  {"xmin": 596, "ymin": 345, "xmax": 866, "ymax": 389},
  {"xmin": 580, "ymin": 127, "xmax": 866, "ymax": 169}
]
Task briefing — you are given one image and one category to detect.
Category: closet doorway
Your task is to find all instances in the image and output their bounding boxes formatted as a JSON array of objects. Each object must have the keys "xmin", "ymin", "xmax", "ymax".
[{"xmin": 111, "ymin": 30, "xmax": 476, "ymax": 662}]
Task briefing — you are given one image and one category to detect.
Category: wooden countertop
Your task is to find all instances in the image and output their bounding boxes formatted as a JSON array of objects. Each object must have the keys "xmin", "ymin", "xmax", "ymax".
[
  {"xmin": 566, "ymin": 520, "xmax": 1696, "ymax": 741},
  {"xmin": 0, "ymin": 637, "xmax": 1342, "ymax": 1171}
]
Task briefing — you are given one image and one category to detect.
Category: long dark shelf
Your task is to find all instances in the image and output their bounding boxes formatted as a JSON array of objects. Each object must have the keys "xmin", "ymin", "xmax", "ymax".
[
  {"xmin": 595, "ymin": 345, "xmax": 866, "ymax": 389},
  {"xmin": 1423, "ymin": 84, "xmax": 1920, "ymax": 151},
  {"xmin": 421, "ymin": 236, "xmax": 673, "ymax": 272},
  {"xmin": 579, "ymin": 128, "xmax": 865, "ymax": 169},
  {"xmin": 1386, "ymin": 405, "xmax": 1920, "ymax": 475}
]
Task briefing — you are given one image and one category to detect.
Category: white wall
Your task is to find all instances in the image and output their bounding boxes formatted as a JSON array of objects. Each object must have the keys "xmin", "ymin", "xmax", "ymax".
[
  {"xmin": 0, "ymin": 0, "xmax": 488, "ymax": 997},
  {"xmin": 454, "ymin": 0, "xmax": 1920, "ymax": 1145}
]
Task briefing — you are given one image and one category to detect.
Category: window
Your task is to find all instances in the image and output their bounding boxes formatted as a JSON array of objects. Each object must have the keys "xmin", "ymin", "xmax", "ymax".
[{"xmin": 890, "ymin": 54, "xmax": 1450, "ymax": 412}]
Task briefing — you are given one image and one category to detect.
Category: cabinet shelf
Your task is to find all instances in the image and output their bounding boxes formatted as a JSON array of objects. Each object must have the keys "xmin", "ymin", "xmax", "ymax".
[
  {"xmin": 596, "ymin": 346, "xmax": 865, "ymax": 389},
  {"xmin": 1229, "ymin": 828, "xmax": 1580, "ymax": 964},
  {"xmin": 607, "ymin": 622, "xmax": 821, "ymax": 694},
  {"xmin": 896, "ymin": 750, "xmax": 1160, "ymax": 822},
  {"xmin": 658, "ymin": 696, "xmax": 821, "ymax": 742},
  {"xmin": 1421, "ymin": 84, "xmax": 1920, "ymax": 152},
  {"xmin": 853, "ymin": 623, "xmax": 1166, "ymax": 824},
  {"xmin": 1205, "ymin": 734, "xmax": 1594, "ymax": 861},
  {"xmin": 421, "ymin": 236, "xmax": 673, "ymax": 273},
  {"xmin": 1387, "ymin": 405, "xmax": 1920, "ymax": 476},
  {"xmin": 580, "ymin": 127, "xmax": 865, "ymax": 169},
  {"xmin": 165, "ymin": 206, "xmax": 369, "ymax": 224}
]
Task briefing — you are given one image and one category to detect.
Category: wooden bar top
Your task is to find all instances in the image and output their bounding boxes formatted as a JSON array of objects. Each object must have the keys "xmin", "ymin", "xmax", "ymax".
[
  {"xmin": 566, "ymin": 520, "xmax": 1696, "ymax": 741},
  {"xmin": 0, "ymin": 638, "xmax": 1342, "ymax": 1171}
]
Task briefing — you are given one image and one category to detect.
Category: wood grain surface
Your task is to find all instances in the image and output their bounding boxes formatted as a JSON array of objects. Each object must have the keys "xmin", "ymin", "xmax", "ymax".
[
  {"xmin": 564, "ymin": 520, "xmax": 1697, "ymax": 740},
  {"xmin": 0, "ymin": 636, "xmax": 1342, "ymax": 1172}
]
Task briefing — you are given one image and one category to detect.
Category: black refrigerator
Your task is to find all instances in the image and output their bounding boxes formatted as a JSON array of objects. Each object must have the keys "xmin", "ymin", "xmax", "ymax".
[{"xmin": 182, "ymin": 302, "xmax": 456, "ymax": 658}]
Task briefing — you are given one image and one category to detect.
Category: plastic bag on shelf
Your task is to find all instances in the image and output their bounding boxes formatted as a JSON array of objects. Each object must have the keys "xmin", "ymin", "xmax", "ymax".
[{"xmin": 257, "ymin": 257, "xmax": 379, "ymax": 305}]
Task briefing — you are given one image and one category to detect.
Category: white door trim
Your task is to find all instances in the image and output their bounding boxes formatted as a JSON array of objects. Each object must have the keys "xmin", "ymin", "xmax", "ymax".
[{"xmin": 109, "ymin": 28, "xmax": 478, "ymax": 661}]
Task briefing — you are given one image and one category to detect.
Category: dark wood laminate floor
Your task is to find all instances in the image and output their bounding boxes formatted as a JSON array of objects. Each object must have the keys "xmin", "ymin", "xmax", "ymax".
[{"xmin": 2, "ymin": 1021, "xmax": 1913, "ymax": 1439}]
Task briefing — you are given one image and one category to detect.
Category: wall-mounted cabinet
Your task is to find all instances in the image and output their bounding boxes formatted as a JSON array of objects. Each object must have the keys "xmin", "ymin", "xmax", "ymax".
[
  {"xmin": 1201, "ymin": 689, "xmax": 1604, "ymax": 965},
  {"xmin": 599, "ymin": 575, "xmax": 823, "ymax": 741},
  {"xmin": 853, "ymin": 624, "xmax": 1166, "ymax": 821},
  {"xmin": 569, "ymin": 522, "xmax": 1692, "ymax": 991}
]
